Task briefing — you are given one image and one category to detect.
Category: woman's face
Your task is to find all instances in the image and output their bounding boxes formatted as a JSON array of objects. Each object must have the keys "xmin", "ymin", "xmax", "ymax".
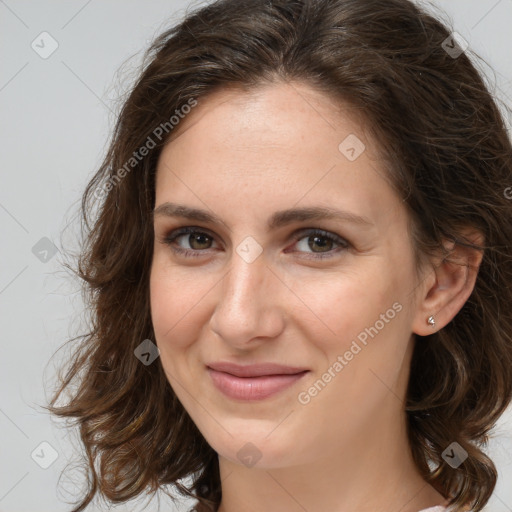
[{"xmin": 150, "ymin": 81, "xmax": 424, "ymax": 468}]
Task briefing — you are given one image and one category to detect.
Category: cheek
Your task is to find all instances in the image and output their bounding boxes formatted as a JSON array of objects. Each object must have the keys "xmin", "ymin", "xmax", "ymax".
[
  {"xmin": 149, "ymin": 257, "xmax": 209, "ymax": 351},
  {"xmin": 290, "ymin": 264, "xmax": 402, "ymax": 353},
  {"xmin": 293, "ymin": 271, "xmax": 409, "ymax": 423}
]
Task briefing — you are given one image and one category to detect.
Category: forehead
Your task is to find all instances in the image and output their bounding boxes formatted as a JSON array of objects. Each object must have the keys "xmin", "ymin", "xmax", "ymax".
[
  {"xmin": 159, "ymin": 81, "xmax": 374, "ymax": 163},
  {"xmin": 154, "ymin": 81, "xmax": 401, "ymax": 226}
]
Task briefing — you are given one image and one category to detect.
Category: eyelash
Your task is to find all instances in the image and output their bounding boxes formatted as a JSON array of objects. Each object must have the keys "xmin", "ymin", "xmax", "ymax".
[{"xmin": 160, "ymin": 227, "xmax": 350, "ymax": 260}]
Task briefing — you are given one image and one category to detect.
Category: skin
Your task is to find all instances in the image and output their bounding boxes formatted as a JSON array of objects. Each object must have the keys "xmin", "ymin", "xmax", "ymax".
[{"xmin": 150, "ymin": 81, "xmax": 483, "ymax": 512}]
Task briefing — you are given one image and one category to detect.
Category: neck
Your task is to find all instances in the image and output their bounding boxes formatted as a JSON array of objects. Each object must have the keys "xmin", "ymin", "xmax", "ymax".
[{"xmin": 216, "ymin": 403, "xmax": 446, "ymax": 512}]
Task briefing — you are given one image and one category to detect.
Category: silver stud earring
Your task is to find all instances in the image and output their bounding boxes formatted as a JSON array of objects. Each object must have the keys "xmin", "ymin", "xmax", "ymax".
[{"xmin": 427, "ymin": 315, "xmax": 435, "ymax": 327}]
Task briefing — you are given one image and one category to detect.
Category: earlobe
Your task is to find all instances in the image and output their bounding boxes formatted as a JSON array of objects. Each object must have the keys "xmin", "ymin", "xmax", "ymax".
[{"xmin": 412, "ymin": 230, "xmax": 484, "ymax": 336}]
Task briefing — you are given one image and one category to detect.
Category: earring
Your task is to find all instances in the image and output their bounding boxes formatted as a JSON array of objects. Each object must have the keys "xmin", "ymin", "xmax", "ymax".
[{"xmin": 427, "ymin": 315, "xmax": 435, "ymax": 327}]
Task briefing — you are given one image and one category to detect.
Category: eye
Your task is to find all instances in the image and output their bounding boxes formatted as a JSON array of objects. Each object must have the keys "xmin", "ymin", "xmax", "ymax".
[
  {"xmin": 161, "ymin": 227, "xmax": 219, "ymax": 258},
  {"xmin": 288, "ymin": 228, "xmax": 350, "ymax": 259},
  {"xmin": 159, "ymin": 227, "xmax": 350, "ymax": 259}
]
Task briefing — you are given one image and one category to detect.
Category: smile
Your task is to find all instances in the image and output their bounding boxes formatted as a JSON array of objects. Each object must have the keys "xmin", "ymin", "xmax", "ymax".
[{"xmin": 206, "ymin": 363, "xmax": 310, "ymax": 401}]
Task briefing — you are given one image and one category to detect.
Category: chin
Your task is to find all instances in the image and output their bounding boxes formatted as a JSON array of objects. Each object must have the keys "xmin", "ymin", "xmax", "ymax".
[{"xmin": 201, "ymin": 420, "xmax": 308, "ymax": 469}]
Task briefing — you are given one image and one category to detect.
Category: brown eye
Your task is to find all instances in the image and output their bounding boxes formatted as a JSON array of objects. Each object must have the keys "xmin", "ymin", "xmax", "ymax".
[
  {"xmin": 162, "ymin": 226, "xmax": 349, "ymax": 260},
  {"xmin": 290, "ymin": 229, "xmax": 350, "ymax": 259},
  {"xmin": 163, "ymin": 227, "xmax": 219, "ymax": 257},
  {"xmin": 184, "ymin": 232, "xmax": 213, "ymax": 250}
]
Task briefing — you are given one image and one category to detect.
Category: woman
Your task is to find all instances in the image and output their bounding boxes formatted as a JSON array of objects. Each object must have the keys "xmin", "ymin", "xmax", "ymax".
[{"xmin": 46, "ymin": 0, "xmax": 512, "ymax": 511}]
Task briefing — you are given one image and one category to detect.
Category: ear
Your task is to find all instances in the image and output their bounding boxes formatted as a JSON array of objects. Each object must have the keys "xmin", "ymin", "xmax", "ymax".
[{"xmin": 412, "ymin": 229, "xmax": 485, "ymax": 335}]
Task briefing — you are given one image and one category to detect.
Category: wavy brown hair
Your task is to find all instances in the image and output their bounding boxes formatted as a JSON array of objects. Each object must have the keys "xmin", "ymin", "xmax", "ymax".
[{"xmin": 45, "ymin": 0, "xmax": 512, "ymax": 511}]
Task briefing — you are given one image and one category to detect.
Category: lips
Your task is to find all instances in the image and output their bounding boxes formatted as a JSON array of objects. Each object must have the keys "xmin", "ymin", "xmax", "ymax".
[
  {"xmin": 206, "ymin": 362, "xmax": 309, "ymax": 400},
  {"xmin": 207, "ymin": 361, "xmax": 309, "ymax": 377}
]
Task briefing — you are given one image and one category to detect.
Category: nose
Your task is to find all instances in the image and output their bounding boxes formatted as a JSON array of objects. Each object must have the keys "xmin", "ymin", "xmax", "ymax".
[{"xmin": 209, "ymin": 247, "xmax": 285, "ymax": 350}]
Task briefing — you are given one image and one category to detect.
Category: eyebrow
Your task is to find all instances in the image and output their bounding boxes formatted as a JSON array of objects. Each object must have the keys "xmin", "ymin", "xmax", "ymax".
[{"xmin": 153, "ymin": 202, "xmax": 373, "ymax": 230}]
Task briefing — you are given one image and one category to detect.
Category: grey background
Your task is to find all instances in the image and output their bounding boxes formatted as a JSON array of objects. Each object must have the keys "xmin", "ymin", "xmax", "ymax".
[{"xmin": 1, "ymin": 1, "xmax": 511, "ymax": 511}]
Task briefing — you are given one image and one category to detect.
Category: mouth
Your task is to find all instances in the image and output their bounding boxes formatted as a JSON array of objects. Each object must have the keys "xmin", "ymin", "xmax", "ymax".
[{"xmin": 206, "ymin": 362, "xmax": 310, "ymax": 401}]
